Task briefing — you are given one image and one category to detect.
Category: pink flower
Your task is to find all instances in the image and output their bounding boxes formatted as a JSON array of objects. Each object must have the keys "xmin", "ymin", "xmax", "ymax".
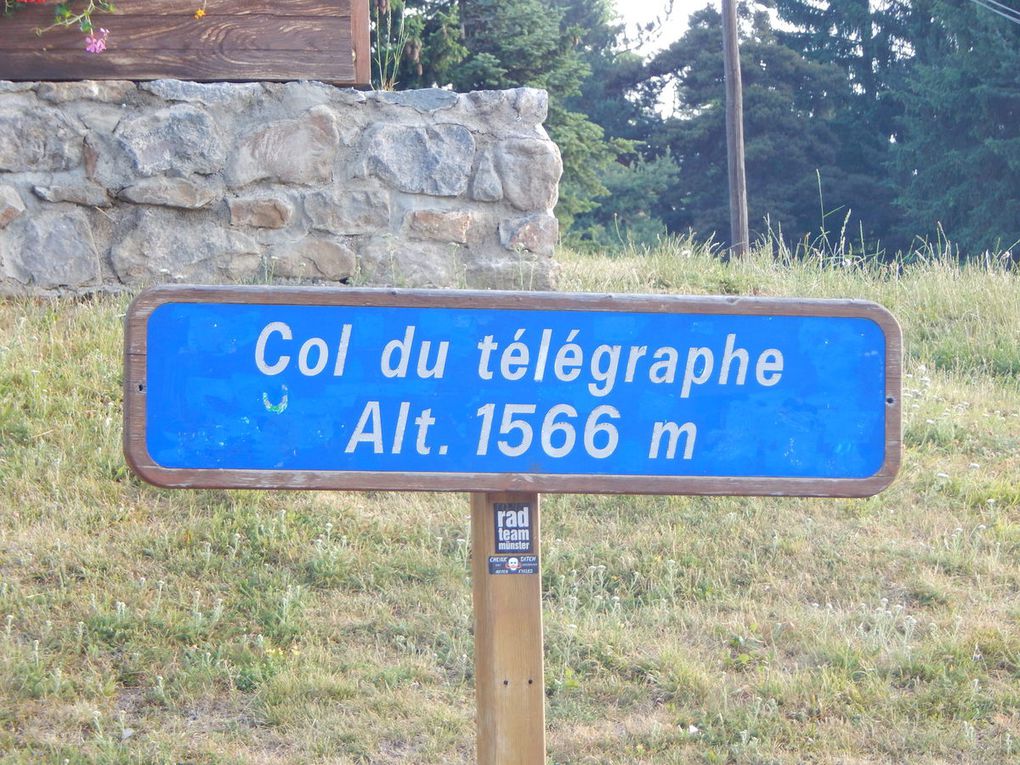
[{"xmin": 85, "ymin": 28, "xmax": 109, "ymax": 54}]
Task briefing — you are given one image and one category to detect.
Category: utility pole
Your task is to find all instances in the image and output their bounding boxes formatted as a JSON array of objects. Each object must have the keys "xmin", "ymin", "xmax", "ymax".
[{"xmin": 721, "ymin": 0, "xmax": 749, "ymax": 257}]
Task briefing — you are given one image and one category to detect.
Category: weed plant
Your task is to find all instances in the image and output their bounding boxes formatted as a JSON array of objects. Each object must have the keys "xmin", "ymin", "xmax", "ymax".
[{"xmin": 1, "ymin": 242, "xmax": 1018, "ymax": 763}]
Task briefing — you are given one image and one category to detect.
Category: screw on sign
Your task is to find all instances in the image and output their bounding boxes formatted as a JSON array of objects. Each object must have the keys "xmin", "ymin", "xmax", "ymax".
[{"xmin": 124, "ymin": 286, "xmax": 902, "ymax": 765}]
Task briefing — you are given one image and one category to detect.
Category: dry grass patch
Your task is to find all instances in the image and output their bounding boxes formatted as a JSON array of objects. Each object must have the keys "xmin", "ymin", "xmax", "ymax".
[{"xmin": 2, "ymin": 245, "xmax": 1019, "ymax": 763}]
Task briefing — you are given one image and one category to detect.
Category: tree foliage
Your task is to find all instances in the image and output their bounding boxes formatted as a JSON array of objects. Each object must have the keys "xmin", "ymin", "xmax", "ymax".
[
  {"xmin": 372, "ymin": 0, "xmax": 1020, "ymax": 256},
  {"xmin": 891, "ymin": 0, "xmax": 1020, "ymax": 251},
  {"xmin": 640, "ymin": 7, "xmax": 853, "ymax": 244},
  {"xmin": 375, "ymin": 0, "xmax": 621, "ymax": 227}
]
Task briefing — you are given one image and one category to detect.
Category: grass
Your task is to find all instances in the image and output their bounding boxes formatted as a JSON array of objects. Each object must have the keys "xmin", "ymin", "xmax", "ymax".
[{"xmin": 1, "ymin": 240, "xmax": 1019, "ymax": 763}]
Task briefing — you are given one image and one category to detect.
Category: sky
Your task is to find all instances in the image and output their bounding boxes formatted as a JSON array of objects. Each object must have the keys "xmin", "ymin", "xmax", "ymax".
[{"xmin": 613, "ymin": 0, "xmax": 714, "ymax": 54}]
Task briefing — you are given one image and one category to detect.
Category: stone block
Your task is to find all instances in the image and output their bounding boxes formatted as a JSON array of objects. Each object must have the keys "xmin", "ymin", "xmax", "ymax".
[
  {"xmin": 228, "ymin": 105, "xmax": 340, "ymax": 187},
  {"xmin": 111, "ymin": 209, "xmax": 261, "ymax": 283},
  {"xmin": 0, "ymin": 107, "xmax": 83, "ymax": 172},
  {"xmin": 118, "ymin": 177, "xmax": 218, "ymax": 209},
  {"xmin": 463, "ymin": 88, "xmax": 548, "ymax": 130},
  {"xmin": 0, "ymin": 186, "xmax": 26, "ymax": 229},
  {"xmin": 463, "ymin": 251, "xmax": 556, "ymax": 291},
  {"xmin": 2, "ymin": 211, "xmax": 100, "ymax": 290},
  {"xmin": 37, "ymin": 81, "xmax": 136, "ymax": 104},
  {"xmin": 306, "ymin": 188, "xmax": 390, "ymax": 234},
  {"xmin": 273, "ymin": 81, "xmax": 342, "ymax": 112},
  {"xmin": 493, "ymin": 138, "xmax": 562, "ymax": 211},
  {"xmin": 116, "ymin": 104, "xmax": 225, "ymax": 176},
  {"xmin": 76, "ymin": 105, "xmax": 126, "ymax": 134},
  {"xmin": 80, "ymin": 130, "xmax": 139, "ymax": 193},
  {"xmin": 34, "ymin": 182, "xmax": 111, "ymax": 207},
  {"xmin": 469, "ymin": 149, "xmax": 503, "ymax": 202},
  {"xmin": 270, "ymin": 238, "xmax": 356, "ymax": 281},
  {"xmin": 374, "ymin": 89, "xmax": 459, "ymax": 112},
  {"xmin": 363, "ymin": 124, "xmax": 475, "ymax": 197},
  {"xmin": 229, "ymin": 196, "xmax": 294, "ymax": 229},
  {"xmin": 499, "ymin": 213, "xmax": 558, "ymax": 257},
  {"xmin": 406, "ymin": 210, "xmax": 475, "ymax": 244},
  {"xmin": 142, "ymin": 80, "xmax": 263, "ymax": 108},
  {"xmin": 359, "ymin": 237, "xmax": 459, "ymax": 288}
]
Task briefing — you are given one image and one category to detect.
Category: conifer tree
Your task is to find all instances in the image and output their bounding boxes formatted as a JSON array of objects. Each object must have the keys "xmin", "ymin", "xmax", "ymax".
[
  {"xmin": 644, "ymin": 6, "xmax": 853, "ymax": 245},
  {"xmin": 379, "ymin": 0, "xmax": 621, "ymax": 227},
  {"xmin": 892, "ymin": 0, "xmax": 1020, "ymax": 252}
]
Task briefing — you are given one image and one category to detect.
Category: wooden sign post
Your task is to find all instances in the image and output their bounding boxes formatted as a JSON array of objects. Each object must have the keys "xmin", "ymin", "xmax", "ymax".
[
  {"xmin": 124, "ymin": 285, "xmax": 902, "ymax": 764},
  {"xmin": 472, "ymin": 492, "xmax": 545, "ymax": 764}
]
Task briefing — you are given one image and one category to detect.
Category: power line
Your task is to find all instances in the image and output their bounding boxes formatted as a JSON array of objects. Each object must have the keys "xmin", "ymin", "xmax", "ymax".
[
  {"xmin": 967, "ymin": 0, "xmax": 1020, "ymax": 25},
  {"xmin": 978, "ymin": 0, "xmax": 1020, "ymax": 20}
]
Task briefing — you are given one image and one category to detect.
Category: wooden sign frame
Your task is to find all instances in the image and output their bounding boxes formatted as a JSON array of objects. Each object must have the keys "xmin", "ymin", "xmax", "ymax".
[
  {"xmin": 124, "ymin": 285, "xmax": 902, "ymax": 498},
  {"xmin": 0, "ymin": 0, "xmax": 370, "ymax": 85}
]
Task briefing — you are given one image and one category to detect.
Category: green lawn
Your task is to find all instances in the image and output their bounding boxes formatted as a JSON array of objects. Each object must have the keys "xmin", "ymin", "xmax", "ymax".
[{"xmin": 1, "ymin": 243, "xmax": 1018, "ymax": 763}]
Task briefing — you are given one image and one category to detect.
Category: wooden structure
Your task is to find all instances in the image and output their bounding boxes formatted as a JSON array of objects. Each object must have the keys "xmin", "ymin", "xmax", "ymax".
[
  {"xmin": 472, "ymin": 492, "xmax": 545, "ymax": 765},
  {"xmin": 721, "ymin": 0, "xmax": 749, "ymax": 257},
  {"xmin": 0, "ymin": 0, "xmax": 370, "ymax": 85}
]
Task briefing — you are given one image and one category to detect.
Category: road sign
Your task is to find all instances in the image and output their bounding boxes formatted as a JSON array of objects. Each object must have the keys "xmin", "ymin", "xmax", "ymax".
[
  {"xmin": 124, "ymin": 286, "xmax": 901, "ymax": 496},
  {"xmin": 123, "ymin": 284, "xmax": 902, "ymax": 765}
]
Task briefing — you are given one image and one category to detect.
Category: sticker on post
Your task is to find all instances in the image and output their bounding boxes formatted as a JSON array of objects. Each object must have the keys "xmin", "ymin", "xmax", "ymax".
[
  {"xmin": 494, "ymin": 502, "xmax": 533, "ymax": 554},
  {"xmin": 488, "ymin": 555, "xmax": 539, "ymax": 575}
]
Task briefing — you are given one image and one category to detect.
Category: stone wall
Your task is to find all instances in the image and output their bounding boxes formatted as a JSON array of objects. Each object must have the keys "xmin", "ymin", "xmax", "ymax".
[{"xmin": 0, "ymin": 81, "xmax": 561, "ymax": 295}]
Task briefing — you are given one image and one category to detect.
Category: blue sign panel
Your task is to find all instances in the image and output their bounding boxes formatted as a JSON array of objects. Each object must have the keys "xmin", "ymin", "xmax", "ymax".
[{"xmin": 124, "ymin": 287, "xmax": 901, "ymax": 496}]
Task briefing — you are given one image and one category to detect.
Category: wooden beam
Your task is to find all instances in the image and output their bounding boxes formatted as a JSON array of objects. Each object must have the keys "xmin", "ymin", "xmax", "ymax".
[
  {"xmin": 0, "ymin": 47, "xmax": 355, "ymax": 83},
  {"xmin": 12, "ymin": 0, "xmax": 352, "ymax": 15},
  {"xmin": 0, "ymin": 17, "xmax": 349, "ymax": 53},
  {"xmin": 0, "ymin": 0, "xmax": 368, "ymax": 84},
  {"xmin": 472, "ymin": 492, "xmax": 545, "ymax": 765},
  {"xmin": 350, "ymin": 0, "xmax": 371, "ymax": 86}
]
